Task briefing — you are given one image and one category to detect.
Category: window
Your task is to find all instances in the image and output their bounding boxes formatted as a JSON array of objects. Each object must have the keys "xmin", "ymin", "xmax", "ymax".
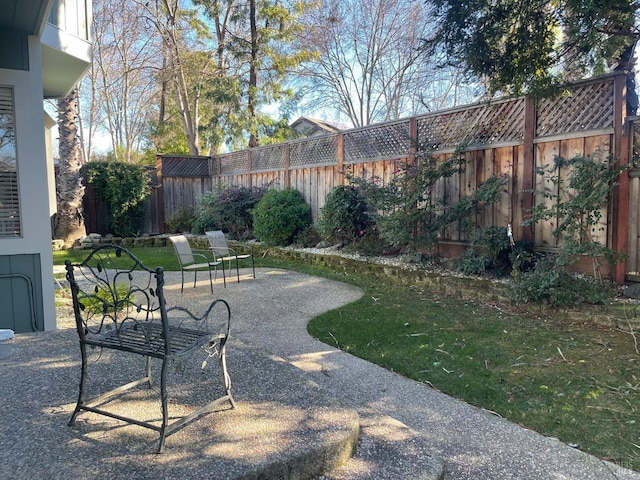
[
  {"xmin": 48, "ymin": 0, "xmax": 90, "ymax": 41},
  {"xmin": 0, "ymin": 86, "xmax": 20, "ymax": 237}
]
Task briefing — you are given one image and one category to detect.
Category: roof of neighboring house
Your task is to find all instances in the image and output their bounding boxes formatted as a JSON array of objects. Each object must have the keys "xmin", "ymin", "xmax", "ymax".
[{"xmin": 290, "ymin": 117, "xmax": 342, "ymax": 137}]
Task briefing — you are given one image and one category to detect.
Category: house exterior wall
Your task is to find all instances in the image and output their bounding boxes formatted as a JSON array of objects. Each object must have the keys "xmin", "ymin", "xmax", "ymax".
[
  {"xmin": 44, "ymin": 111, "xmax": 57, "ymax": 217},
  {"xmin": 0, "ymin": 0, "xmax": 91, "ymax": 332},
  {"xmin": 0, "ymin": 37, "xmax": 56, "ymax": 331}
]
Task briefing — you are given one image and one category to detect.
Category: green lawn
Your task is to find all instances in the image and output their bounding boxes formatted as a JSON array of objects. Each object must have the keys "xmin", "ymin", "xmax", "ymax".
[
  {"xmin": 53, "ymin": 246, "xmax": 182, "ymax": 271},
  {"xmin": 53, "ymin": 246, "xmax": 640, "ymax": 471}
]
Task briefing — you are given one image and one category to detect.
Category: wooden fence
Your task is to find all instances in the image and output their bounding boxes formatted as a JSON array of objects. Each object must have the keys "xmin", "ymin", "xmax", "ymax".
[
  {"xmin": 85, "ymin": 72, "xmax": 635, "ymax": 282},
  {"xmin": 626, "ymin": 116, "xmax": 640, "ymax": 276}
]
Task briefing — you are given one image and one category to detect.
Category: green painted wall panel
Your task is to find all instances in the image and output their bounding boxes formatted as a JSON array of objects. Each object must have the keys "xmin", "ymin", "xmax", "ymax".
[
  {"xmin": 0, "ymin": 254, "xmax": 44, "ymax": 333},
  {"xmin": 0, "ymin": 33, "xmax": 29, "ymax": 71}
]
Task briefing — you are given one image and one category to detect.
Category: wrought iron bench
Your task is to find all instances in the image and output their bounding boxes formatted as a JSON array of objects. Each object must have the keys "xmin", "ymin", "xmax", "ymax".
[{"xmin": 65, "ymin": 245, "xmax": 235, "ymax": 453}]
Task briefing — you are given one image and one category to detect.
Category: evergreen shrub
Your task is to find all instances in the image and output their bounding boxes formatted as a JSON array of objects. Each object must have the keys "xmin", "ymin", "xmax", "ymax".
[
  {"xmin": 166, "ymin": 206, "xmax": 195, "ymax": 233},
  {"xmin": 318, "ymin": 185, "xmax": 372, "ymax": 244},
  {"xmin": 85, "ymin": 161, "xmax": 151, "ymax": 237},
  {"xmin": 192, "ymin": 185, "xmax": 266, "ymax": 239},
  {"xmin": 252, "ymin": 188, "xmax": 311, "ymax": 246}
]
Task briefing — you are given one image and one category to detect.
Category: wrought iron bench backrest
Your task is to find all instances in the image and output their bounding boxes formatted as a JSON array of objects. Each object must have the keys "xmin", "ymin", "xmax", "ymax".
[
  {"xmin": 64, "ymin": 244, "xmax": 235, "ymax": 453},
  {"xmin": 65, "ymin": 244, "xmax": 172, "ymax": 353},
  {"xmin": 65, "ymin": 244, "xmax": 230, "ymax": 357}
]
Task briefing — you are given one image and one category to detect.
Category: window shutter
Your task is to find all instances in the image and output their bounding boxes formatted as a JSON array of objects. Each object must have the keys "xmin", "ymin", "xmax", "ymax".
[{"xmin": 0, "ymin": 86, "xmax": 20, "ymax": 237}]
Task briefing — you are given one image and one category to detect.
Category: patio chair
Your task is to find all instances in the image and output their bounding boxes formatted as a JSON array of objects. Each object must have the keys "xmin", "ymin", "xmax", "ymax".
[
  {"xmin": 169, "ymin": 234, "xmax": 222, "ymax": 293},
  {"xmin": 65, "ymin": 244, "xmax": 235, "ymax": 453},
  {"xmin": 205, "ymin": 231, "xmax": 255, "ymax": 284}
]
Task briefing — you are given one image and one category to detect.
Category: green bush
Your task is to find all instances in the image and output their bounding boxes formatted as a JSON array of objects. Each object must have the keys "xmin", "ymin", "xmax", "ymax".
[
  {"xmin": 349, "ymin": 151, "xmax": 507, "ymax": 255},
  {"xmin": 318, "ymin": 185, "xmax": 372, "ymax": 243},
  {"xmin": 456, "ymin": 248, "xmax": 492, "ymax": 275},
  {"xmin": 455, "ymin": 227, "xmax": 512, "ymax": 276},
  {"xmin": 511, "ymin": 153, "xmax": 629, "ymax": 307},
  {"xmin": 512, "ymin": 255, "xmax": 615, "ymax": 307},
  {"xmin": 252, "ymin": 188, "xmax": 312, "ymax": 246},
  {"xmin": 191, "ymin": 190, "xmax": 218, "ymax": 235},
  {"xmin": 82, "ymin": 284, "xmax": 130, "ymax": 315},
  {"xmin": 292, "ymin": 226, "xmax": 322, "ymax": 247},
  {"xmin": 508, "ymin": 241, "xmax": 536, "ymax": 278},
  {"xmin": 347, "ymin": 226, "xmax": 398, "ymax": 256},
  {"xmin": 192, "ymin": 185, "xmax": 266, "ymax": 239},
  {"xmin": 166, "ymin": 206, "xmax": 195, "ymax": 233},
  {"xmin": 524, "ymin": 153, "xmax": 630, "ymax": 280},
  {"xmin": 85, "ymin": 161, "xmax": 151, "ymax": 237}
]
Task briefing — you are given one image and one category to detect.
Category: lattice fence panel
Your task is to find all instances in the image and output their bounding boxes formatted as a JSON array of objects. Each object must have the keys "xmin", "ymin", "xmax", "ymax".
[
  {"xmin": 536, "ymin": 80, "xmax": 615, "ymax": 137},
  {"xmin": 251, "ymin": 144, "xmax": 286, "ymax": 171},
  {"xmin": 344, "ymin": 120, "xmax": 411, "ymax": 163},
  {"xmin": 417, "ymin": 99, "xmax": 525, "ymax": 152},
  {"xmin": 289, "ymin": 134, "xmax": 339, "ymax": 167},
  {"xmin": 160, "ymin": 156, "xmax": 210, "ymax": 177},
  {"xmin": 219, "ymin": 151, "xmax": 249, "ymax": 175}
]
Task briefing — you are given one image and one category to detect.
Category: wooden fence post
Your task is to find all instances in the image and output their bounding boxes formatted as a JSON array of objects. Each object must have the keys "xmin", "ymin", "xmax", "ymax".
[
  {"xmin": 612, "ymin": 73, "xmax": 630, "ymax": 283},
  {"xmin": 155, "ymin": 154, "xmax": 165, "ymax": 234},
  {"xmin": 336, "ymin": 133, "xmax": 344, "ymax": 186},
  {"xmin": 521, "ymin": 96, "xmax": 536, "ymax": 243},
  {"xmin": 284, "ymin": 142, "xmax": 290, "ymax": 188}
]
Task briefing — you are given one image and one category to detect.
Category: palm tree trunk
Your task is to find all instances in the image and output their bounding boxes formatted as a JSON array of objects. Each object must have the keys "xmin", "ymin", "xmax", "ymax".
[{"xmin": 54, "ymin": 88, "xmax": 86, "ymax": 247}]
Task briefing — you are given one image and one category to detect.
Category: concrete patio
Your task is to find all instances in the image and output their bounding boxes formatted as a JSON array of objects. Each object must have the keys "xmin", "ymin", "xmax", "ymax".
[{"xmin": 1, "ymin": 267, "xmax": 638, "ymax": 479}]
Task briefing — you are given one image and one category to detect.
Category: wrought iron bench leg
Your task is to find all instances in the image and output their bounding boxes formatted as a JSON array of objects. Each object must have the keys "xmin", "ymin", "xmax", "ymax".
[
  {"xmin": 157, "ymin": 357, "xmax": 170, "ymax": 454},
  {"xmin": 69, "ymin": 349, "xmax": 155, "ymax": 425},
  {"xmin": 68, "ymin": 342, "xmax": 88, "ymax": 425},
  {"xmin": 145, "ymin": 356, "xmax": 153, "ymax": 388},
  {"xmin": 220, "ymin": 348, "xmax": 236, "ymax": 409}
]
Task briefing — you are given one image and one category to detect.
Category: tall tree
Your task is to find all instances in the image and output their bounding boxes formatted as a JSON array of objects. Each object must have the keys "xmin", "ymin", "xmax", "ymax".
[
  {"xmin": 196, "ymin": 0, "xmax": 314, "ymax": 148},
  {"xmin": 425, "ymin": 0, "xmax": 640, "ymax": 96},
  {"xmin": 296, "ymin": 0, "xmax": 476, "ymax": 127},
  {"xmin": 137, "ymin": 0, "xmax": 217, "ymax": 155},
  {"xmin": 54, "ymin": 89, "xmax": 86, "ymax": 247},
  {"xmin": 191, "ymin": 0, "xmax": 245, "ymax": 153},
  {"xmin": 91, "ymin": 0, "xmax": 162, "ymax": 161},
  {"xmin": 247, "ymin": 0, "xmax": 260, "ymax": 147}
]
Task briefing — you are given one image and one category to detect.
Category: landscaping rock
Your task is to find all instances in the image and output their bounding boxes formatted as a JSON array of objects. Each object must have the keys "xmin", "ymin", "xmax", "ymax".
[
  {"xmin": 623, "ymin": 282, "xmax": 640, "ymax": 299},
  {"xmin": 315, "ymin": 240, "xmax": 333, "ymax": 249}
]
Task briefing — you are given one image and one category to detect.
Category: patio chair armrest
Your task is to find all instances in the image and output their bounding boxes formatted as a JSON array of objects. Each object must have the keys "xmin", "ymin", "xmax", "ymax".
[
  {"xmin": 210, "ymin": 246, "xmax": 232, "ymax": 260},
  {"xmin": 227, "ymin": 242, "xmax": 253, "ymax": 256},
  {"xmin": 192, "ymin": 250, "xmax": 219, "ymax": 264}
]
